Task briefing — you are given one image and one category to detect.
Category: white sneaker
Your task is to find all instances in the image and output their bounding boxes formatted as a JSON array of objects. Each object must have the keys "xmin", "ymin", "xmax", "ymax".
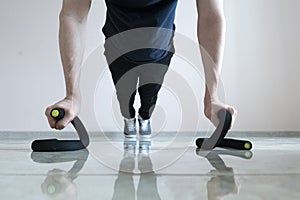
[
  {"xmin": 124, "ymin": 117, "xmax": 137, "ymax": 138},
  {"xmin": 138, "ymin": 115, "xmax": 151, "ymax": 138}
]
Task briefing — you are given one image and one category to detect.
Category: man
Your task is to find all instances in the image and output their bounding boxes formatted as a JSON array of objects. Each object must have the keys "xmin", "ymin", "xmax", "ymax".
[{"xmin": 45, "ymin": 0, "xmax": 237, "ymax": 137}]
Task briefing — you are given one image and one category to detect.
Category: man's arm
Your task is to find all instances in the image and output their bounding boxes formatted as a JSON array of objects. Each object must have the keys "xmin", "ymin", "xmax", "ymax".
[
  {"xmin": 196, "ymin": 0, "xmax": 237, "ymax": 128},
  {"xmin": 45, "ymin": 0, "xmax": 91, "ymax": 130}
]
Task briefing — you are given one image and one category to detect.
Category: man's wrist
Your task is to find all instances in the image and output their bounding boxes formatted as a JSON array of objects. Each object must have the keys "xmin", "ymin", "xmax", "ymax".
[{"xmin": 66, "ymin": 90, "xmax": 81, "ymax": 102}]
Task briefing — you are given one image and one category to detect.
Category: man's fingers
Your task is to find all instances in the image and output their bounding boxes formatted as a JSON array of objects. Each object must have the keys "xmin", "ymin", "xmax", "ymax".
[
  {"xmin": 45, "ymin": 105, "xmax": 71, "ymax": 130},
  {"xmin": 55, "ymin": 111, "xmax": 74, "ymax": 130},
  {"xmin": 227, "ymin": 107, "xmax": 237, "ymax": 129},
  {"xmin": 211, "ymin": 114, "xmax": 219, "ymax": 127},
  {"xmin": 48, "ymin": 117, "xmax": 57, "ymax": 129},
  {"xmin": 55, "ymin": 117, "xmax": 71, "ymax": 130},
  {"xmin": 45, "ymin": 106, "xmax": 57, "ymax": 129}
]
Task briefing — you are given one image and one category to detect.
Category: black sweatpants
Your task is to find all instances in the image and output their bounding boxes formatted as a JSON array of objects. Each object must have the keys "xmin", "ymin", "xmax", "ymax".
[{"xmin": 107, "ymin": 51, "xmax": 173, "ymax": 119}]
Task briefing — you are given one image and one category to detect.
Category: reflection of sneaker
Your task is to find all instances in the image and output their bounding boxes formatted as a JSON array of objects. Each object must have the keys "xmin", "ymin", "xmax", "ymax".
[
  {"xmin": 138, "ymin": 155, "xmax": 153, "ymax": 173},
  {"xmin": 121, "ymin": 139, "xmax": 136, "ymax": 172},
  {"xmin": 123, "ymin": 138, "xmax": 137, "ymax": 158},
  {"xmin": 138, "ymin": 115, "xmax": 151, "ymax": 138},
  {"xmin": 138, "ymin": 138, "xmax": 151, "ymax": 157},
  {"xmin": 124, "ymin": 118, "xmax": 137, "ymax": 138},
  {"xmin": 138, "ymin": 139, "xmax": 153, "ymax": 173}
]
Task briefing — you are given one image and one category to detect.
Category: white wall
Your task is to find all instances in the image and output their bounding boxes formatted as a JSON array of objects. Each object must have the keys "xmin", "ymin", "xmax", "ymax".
[{"xmin": 0, "ymin": 0, "xmax": 299, "ymax": 132}]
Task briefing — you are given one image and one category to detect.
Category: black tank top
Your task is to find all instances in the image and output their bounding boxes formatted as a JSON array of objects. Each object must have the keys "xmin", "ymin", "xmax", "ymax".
[{"xmin": 103, "ymin": 0, "xmax": 178, "ymax": 62}]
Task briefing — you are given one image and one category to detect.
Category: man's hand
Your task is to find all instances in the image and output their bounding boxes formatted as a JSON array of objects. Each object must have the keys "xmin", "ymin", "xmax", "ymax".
[
  {"xmin": 45, "ymin": 97, "xmax": 81, "ymax": 130},
  {"xmin": 204, "ymin": 100, "xmax": 237, "ymax": 129}
]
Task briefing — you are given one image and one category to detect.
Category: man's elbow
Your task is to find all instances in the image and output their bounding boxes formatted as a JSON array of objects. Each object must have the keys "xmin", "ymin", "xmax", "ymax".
[
  {"xmin": 198, "ymin": 13, "xmax": 226, "ymax": 29},
  {"xmin": 59, "ymin": 10, "xmax": 88, "ymax": 24},
  {"xmin": 59, "ymin": 0, "xmax": 91, "ymax": 23}
]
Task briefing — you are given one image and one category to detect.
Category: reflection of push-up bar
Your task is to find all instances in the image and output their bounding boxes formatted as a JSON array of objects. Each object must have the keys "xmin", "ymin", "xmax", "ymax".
[
  {"xmin": 31, "ymin": 149, "xmax": 89, "ymax": 178},
  {"xmin": 31, "ymin": 108, "xmax": 90, "ymax": 152},
  {"xmin": 196, "ymin": 109, "xmax": 252, "ymax": 150},
  {"xmin": 31, "ymin": 149, "xmax": 89, "ymax": 197},
  {"xmin": 196, "ymin": 149, "xmax": 253, "ymax": 161},
  {"xmin": 196, "ymin": 149, "xmax": 252, "ymax": 198}
]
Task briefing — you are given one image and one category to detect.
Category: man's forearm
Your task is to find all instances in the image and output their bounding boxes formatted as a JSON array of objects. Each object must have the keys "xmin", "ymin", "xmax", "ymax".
[
  {"xmin": 58, "ymin": 0, "xmax": 91, "ymax": 102},
  {"xmin": 59, "ymin": 12, "xmax": 88, "ymax": 100},
  {"xmin": 198, "ymin": 19, "xmax": 226, "ymax": 101},
  {"xmin": 197, "ymin": 0, "xmax": 226, "ymax": 101}
]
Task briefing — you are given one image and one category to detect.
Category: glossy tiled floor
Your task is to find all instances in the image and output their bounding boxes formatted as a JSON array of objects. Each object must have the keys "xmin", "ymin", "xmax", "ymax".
[{"xmin": 0, "ymin": 131, "xmax": 300, "ymax": 200}]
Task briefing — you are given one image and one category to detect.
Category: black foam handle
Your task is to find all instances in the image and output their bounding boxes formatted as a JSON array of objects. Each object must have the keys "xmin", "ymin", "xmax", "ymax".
[
  {"xmin": 31, "ymin": 139, "xmax": 85, "ymax": 152},
  {"xmin": 51, "ymin": 108, "xmax": 65, "ymax": 121},
  {"xmin": 196, "ymin": 138, "xmax": 252, "ymax": 150}
]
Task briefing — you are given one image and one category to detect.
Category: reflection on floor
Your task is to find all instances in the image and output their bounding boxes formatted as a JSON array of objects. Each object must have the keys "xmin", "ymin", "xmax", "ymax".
[{"xmin": 0, "ymin": 131, "xmax": 300, "ymax": 200}]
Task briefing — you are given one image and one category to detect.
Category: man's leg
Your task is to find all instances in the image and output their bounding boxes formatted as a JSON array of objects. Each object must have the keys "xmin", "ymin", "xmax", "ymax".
[
  {"xmin": 107, "ymin": 54, "xmax": 139, "ymax": 137},
  {"xmin": 138, "ymin": 84, "xmax": 162, "ymax": 120},
  {"xmin": 197, "ymin": 0, "xmax": 237, "ymax": 128},
  {"xmin": 137, "ymin": 53, "xmax": 172, "ymax": 136},
  {"xmin": 138, "ymin": 55, "xmax": 171, "ymax": 118},
  {"xmin": 108, "ymin": 55, "xmax": 139, "ymax": 119}
]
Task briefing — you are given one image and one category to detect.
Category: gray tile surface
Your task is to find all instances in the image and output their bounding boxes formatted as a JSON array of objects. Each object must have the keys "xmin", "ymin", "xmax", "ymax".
[{"xmin": 0, "ymin": 131, "xmax": 300, "ymax": 200}]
